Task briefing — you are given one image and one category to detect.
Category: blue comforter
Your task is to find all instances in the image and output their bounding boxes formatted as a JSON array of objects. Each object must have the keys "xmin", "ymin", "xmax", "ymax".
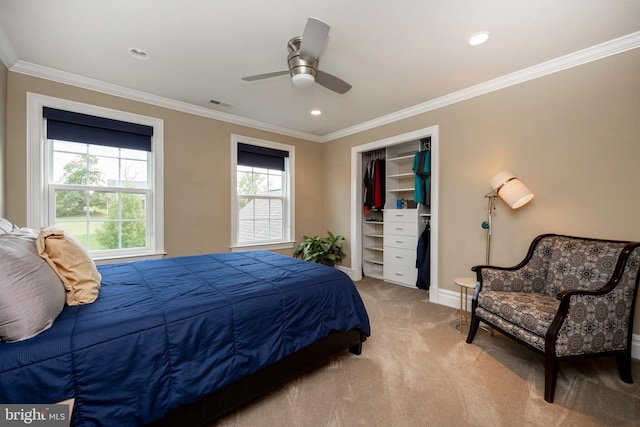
[{"xmin": 0, "ymin": 251, "xmax": 370, "ymax": 426}]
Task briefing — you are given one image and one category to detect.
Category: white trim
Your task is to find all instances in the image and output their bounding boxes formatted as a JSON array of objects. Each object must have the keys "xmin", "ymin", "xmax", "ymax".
[
  {"xmin": 230, "ymin": 134, "xmax": 295, "ymax": 251},
  {"xmin": 230, "ymin": 241, "xmax": 295, "ymax": 252},
  {"xmin": 12, "ymin": 61, "xmax": 324, "ymax": 143},
  {"xmin": 437, "ymin": 288, "xmax": 465, "ymax": 311},
  {"xmin": 8, "ymin": 32, "xmax": 640, "ymax": 143},
  {"xmin": 335, "ymin": 265, "xmax": 356, "ymax": 279},
  {"xmin": 26, "ymin": 92, "xmax": 164, "ymax": 259},
  {"xmin": 322, "ymin": 31, "xmax": 640, "ymax": 142},
  {"xmin": 94, "ymin": 252, "xmax": 165, "ymax": 264},
  {"xmin": 350, "ymin": 126, "xmax": 439, "ymax": 304}
]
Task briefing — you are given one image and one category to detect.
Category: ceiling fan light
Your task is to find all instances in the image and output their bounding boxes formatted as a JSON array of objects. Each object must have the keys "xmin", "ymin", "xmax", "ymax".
[{"xmin": 292, "ymin": 73, "xmax": 315, "ymax": 87}]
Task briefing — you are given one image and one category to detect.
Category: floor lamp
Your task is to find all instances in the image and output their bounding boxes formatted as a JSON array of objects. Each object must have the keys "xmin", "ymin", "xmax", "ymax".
[{"xmin": 482, "ymin": 171, "xmax": 534, "ymax": 265}]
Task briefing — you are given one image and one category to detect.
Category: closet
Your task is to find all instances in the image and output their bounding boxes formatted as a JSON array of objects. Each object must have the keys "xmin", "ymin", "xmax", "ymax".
[{"xmin": 362, "ymin": 138, "xmax": 431, "ymax": 289}]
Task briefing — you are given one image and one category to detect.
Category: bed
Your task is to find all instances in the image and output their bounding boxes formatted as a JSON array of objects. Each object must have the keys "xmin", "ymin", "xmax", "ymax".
[{"xmin": 0, "ymin": 249, "xmax": 370, "ymax": 426}]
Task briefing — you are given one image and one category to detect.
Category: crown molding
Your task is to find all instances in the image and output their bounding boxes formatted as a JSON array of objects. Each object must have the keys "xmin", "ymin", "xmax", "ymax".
[
  {"xmin": 8, "ymin": 31, "xmax": 640, "ymax": 144},
  {"xmin": 9, "ymin": 60, "xmax": 324, "ymax": 143},
  {"xmin": 320, "ymin": 31, "xmax": 640, "ymax": 142}
]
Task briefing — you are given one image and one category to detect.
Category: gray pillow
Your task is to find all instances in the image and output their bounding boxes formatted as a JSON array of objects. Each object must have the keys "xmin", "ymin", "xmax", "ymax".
[{"xmin": 0, "ymin": 228, "xmax": 66, "ymax": 342}]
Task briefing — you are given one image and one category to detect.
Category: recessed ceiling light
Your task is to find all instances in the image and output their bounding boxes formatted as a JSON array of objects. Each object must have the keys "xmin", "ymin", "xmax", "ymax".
[
  {"xmin": 128, "ymin": 47, "xmax": 150, "ymax": 60},
  {"xmin": 467, "ymin": 32, "xmax": 490, "ymax": 46},
  {"xmin": 310, "ymin": 109, "xmax": 322, "ymax": 116}
]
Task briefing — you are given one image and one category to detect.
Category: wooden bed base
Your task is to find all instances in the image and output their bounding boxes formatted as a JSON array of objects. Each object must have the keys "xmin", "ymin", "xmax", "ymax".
[{"xmin": 147, "ymin": 329, "xmax": 366, "ymax": 427}]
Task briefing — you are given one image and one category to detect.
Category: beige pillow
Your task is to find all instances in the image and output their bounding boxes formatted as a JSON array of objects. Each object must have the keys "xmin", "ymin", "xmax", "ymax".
[{"xmin": 37, "ymin": 226, "xmax": 101, "ymax": 305}]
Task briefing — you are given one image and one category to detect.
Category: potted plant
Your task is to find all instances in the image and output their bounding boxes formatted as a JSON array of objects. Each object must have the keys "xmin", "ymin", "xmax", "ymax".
[{"xmin": 293, "ymin": 231, "xmax": 346, "ymax": 267}]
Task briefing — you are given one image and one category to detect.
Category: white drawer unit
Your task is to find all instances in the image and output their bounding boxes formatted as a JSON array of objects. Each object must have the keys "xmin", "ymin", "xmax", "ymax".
[
  {"xmin": 384, "ymin": 223, "xmax": 414, "ymax": 237},
  {"xmin": 384, "ymin": 209, "xmax": 418, "ymax": 224},
  {"xmin": 384, "ymin": 262, "xmax": 418, "ymax": 286},
  {"xmin": 383, "ymin": 209, "xmax": 420, "ymax": 287},
  {"xmin": 384, "ymin": 235, "xmax": 418, "ymax": 250},
  {"xmin": 384, "ymin": 246, "xmax": 415, "ymax": 268}
]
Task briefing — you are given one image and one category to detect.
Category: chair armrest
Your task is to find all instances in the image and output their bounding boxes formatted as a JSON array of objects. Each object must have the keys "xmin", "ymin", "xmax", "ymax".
[{"xmin": 547, "ymin": 285, "xmax": 632, "ymax": 357}]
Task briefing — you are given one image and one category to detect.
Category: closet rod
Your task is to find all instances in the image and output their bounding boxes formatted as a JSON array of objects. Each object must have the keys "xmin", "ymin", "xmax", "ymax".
[{"xmin": 367, "ymin": 149, "xmax": 385, "ymax": 159}]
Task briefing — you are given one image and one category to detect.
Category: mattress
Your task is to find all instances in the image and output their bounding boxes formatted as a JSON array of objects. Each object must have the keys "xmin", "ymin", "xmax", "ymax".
[{"xmin": 0, "ymin": 251, "xmax": 370, "ymax": 426}]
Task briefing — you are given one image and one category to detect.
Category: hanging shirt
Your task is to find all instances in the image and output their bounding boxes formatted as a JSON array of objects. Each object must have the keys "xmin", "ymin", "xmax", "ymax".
[
  {"xmin": 412, "ymin": 150, "xmax": 430, "ymax": 205},
  {"xmin": 363, "ymin": 159, "xmax": 372, "ymax": 208}
]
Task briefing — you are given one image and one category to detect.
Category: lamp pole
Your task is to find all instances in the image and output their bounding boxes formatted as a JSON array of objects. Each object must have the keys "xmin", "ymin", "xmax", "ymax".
[{"xmin": 482, "ymin": 193, "xmax": 498, "ymax": 265}]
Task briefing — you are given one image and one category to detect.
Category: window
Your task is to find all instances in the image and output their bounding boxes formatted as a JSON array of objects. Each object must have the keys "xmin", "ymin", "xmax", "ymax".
[
  {"xmin": 231, "ymin": 135, "xmax": 294, "ymax": 250},
  {"xmin": 27, "ymin": 94, "xmax": 164, "ymax": 261}
]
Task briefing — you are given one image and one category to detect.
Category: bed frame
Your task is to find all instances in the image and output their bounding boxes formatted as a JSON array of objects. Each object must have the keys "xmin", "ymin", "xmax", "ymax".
[{"xmin": 147, "ymin": 329, "xmax": 366, "ymax": 426}]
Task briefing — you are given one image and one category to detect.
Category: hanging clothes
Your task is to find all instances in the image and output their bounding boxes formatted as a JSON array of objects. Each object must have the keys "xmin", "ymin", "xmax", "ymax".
[
  {"xmin": 412, "ymin": 149, "xmax": 430, "ymax": 205},
  {"xmin": 363, "ymin": 159, "xmax": 373, "ymax": 210},
  {"xmin": 363, "ymin": 155, "xmax": 385, "ymax": 210},
  {"xmin": 374, "ymin": 157, "xmax": 385, "ymax": 208},
  {"xmin": 416, "ymin": 223, "xmax": 431, "ymax": 290}
]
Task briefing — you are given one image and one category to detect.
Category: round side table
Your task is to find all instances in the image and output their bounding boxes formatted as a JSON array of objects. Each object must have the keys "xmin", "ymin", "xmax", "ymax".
[{"xmin": 454, "ymin": 277, "xmax": 476, "ymax": 334}]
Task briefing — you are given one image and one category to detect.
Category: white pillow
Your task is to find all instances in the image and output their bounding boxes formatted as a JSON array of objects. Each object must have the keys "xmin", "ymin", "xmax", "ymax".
[
  {"xmin": 0, "ymin": 228, "xmax": 66, "ymax": 342},
  {"xmin": 0, "ymin": 218, "xmax": 17, "ymax": 235}
]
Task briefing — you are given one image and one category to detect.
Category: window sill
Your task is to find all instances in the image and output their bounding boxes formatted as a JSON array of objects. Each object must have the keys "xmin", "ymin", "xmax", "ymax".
[
  {"xmin": 94, "ymin": 252, "xmax": 166, "ymax": 265},
  {"xmin": 230, "ymin": 241, "xmax": 295, "ymax": 252}
]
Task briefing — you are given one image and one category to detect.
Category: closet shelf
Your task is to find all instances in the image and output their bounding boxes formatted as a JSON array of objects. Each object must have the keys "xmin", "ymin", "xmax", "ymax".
[
  {"xmin": 387, "ymin": 172, "xmax": 414, "ymax": 179},
  {"xmin": 364, "ymin": 259, "xmax": 384, "ymax": 265},
  {"xmin": 387, "ymin": 154, "xmax": 414, "ymax": 162},
  {"xmin": 388, "ymin": 188, "xmax": 414, "ymax": 193},
  {"xmin": 364, "ymin": 233, "xmax": 384, "ymax": 238},
  {"xmin": 364, "ymin": 246, "xmax": 383, "ymax": 251}
]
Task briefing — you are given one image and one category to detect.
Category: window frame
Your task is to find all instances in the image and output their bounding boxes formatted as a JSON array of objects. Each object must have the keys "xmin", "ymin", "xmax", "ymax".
[
  {"xmin": 27, "ymin": 93, "xmax": 165, "ymax": 262},
  {"xmin": 230, "ymin": 134, "xmax": 295, "ymax": 251}
]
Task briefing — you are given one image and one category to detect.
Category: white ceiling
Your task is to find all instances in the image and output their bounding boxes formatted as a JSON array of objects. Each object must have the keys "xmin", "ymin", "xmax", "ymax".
[{"xmin": 1, "ymin": 0, "xmax": 639, "ymax": 141}]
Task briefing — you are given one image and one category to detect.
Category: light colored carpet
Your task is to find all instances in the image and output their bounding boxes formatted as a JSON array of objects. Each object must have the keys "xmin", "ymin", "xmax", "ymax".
[{"xmin": 214, "ymin": 277, "xmax": 640, "ymax": 426}]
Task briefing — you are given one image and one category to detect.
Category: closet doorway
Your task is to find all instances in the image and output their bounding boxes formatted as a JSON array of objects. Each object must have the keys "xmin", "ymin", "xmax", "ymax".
[{"xmin": 350, "ymin": 126, "xmax": 439, "ymax": 303}]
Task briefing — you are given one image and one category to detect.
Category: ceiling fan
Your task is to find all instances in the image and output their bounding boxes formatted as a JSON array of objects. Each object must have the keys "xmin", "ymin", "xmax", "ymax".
[{"xmin": 241, "ymin": 17, "xmax": 352, "ymax": 94}]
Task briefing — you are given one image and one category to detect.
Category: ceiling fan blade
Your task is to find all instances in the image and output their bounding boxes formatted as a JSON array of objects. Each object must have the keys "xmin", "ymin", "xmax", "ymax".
[
  {"xmin": 241, "ymin": 70, "xmax": 289, "ymax": 81},
  {"xmin": 299, "ymin": 17, "xmax": 330, "ymax": 62},
  {"xmin": 316, "ymin": 70, "xmax": 352, "ymax": 94}
]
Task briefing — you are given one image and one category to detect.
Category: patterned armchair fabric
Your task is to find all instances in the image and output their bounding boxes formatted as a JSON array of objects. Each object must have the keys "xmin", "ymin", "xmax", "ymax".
[{"xmin": 466, "ymin": 234, "xmax": 640, "ymax": 403}]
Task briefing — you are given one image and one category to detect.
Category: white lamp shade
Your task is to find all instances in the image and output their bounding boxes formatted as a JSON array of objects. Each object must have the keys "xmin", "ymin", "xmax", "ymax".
[{"xmin": 489, "ymin": 171, "xmax": 534, "ymax": 209}]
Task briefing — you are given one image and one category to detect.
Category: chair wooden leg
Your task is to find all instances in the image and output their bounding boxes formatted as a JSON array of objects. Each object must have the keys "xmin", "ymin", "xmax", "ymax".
[
  {"xmin": 466, "ymin": 316, "xmax": 480, "ymax": 344},
  {"xmin": 616, "ymin": 351, "xmax": 633, "ymax": 383},
  {"xmin": 544, "ymin": 356, "xmax": 558, "ymax": 403}
]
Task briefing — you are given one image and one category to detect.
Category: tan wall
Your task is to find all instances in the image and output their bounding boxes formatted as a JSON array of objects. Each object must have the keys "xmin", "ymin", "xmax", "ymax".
[
  {"xmin": 5, "ymin": 72, "xmax": 325, "ymax": 257},
  {"xmin": 324, "ymin": 48, "xmax": 640, "ymax": 333},
  {"xmin": 0, "ymin": 61, "xmax": 7, "ymax": 217}
]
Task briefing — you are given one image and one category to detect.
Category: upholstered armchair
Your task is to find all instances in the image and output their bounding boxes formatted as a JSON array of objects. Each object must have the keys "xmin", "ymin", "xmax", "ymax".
[{"xmin": 466, "ymin": 233, "xmax": 640, "ymax": 402}]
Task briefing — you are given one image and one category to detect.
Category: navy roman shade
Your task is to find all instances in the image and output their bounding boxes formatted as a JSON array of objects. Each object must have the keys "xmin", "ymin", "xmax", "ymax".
[
  {"xmin": 43, "ymin": 107, "xmax": 153, "ymax": 152},
  {"xmin": 237, "ymin": 143, "xmax": 289, "ymax": 171}
]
